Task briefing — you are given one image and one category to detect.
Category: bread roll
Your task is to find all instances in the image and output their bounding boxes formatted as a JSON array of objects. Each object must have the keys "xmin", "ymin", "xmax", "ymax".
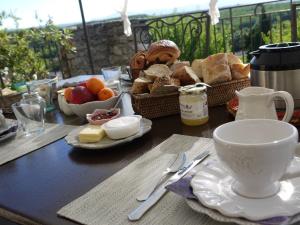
[
  {"xmin": 131, "ymin": 77, "xmax": 152, "ymax": 94},
  {"xmin": 171, "ymin": 66, "xmax": 200, "ymax": 86},
  {"xmin": 203, "ymin": 64, "xmax": 231, "ymax": 84},
  {"xmin": 150, "ymin": 76, "xmax": 179, "ymax": 95},
  {"xmin": 150, "ymin": 76, "xmax": 171, "ymax": 93},
  {"xmin": 191, "ymin": 59, "xmax": 204, "ymax": 79},
  {"xmin": 201, "ymin": 53, "xmax": 232, "ymax": 84},
  {"xmin": 146, "ymin": 40, "xmax": 181, "ymax": 65},
  {"xmin": 227, "ymin": 52, "xmax": 243, "ymax": 65},
  {"xmin": 231, "ymin": 63, "xmax": 250, "ymax": 79},
  {"xmin": 170, "ymin": 61, "xmax": 190, "ymax": 72},
  {"xmin": 144, "ymin": 64, "xmax": 172, "ymax": 81},
  {"xmin": 170, "ymin": 78, "xmax": 181, "ymax": 86}
]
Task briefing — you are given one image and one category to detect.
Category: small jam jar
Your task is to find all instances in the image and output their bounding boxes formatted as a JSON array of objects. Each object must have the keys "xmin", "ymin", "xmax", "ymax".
[{"xmin": 179, "ymin": 83, "xmax": 209, "ymax": 126}]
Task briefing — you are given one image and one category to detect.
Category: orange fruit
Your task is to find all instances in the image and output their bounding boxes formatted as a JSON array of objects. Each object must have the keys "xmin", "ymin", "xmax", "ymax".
[
  {"xmin": 97, "ymin": 87, "xmax": 115, "ymax": 101},
  {"xmin": 64, "ymin": 87, "xmax": 73, "ymax": 102},
  {"xmin": 86, "ymin": 77, "xmax": 105, "ymax": 94}
]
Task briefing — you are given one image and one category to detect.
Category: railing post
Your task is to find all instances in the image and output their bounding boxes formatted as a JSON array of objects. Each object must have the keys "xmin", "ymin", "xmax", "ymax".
[
  {"xmin": 291, "ymin": 4, "xmax": 298, "ymax": 42},
  {"xmin": 229, "ymin": 8, "xmax": 234, "ymax": 53},
  {"xmin": 78, "ymin": 0, "xmax": 95, "ymax": 74},
  {"xmin": 205, "ymin": 14, "xmax": 211, "ymax": 57}
]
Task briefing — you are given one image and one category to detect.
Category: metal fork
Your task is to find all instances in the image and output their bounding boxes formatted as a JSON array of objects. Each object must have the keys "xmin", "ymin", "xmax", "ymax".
[{"xmin": 136, "ymin": 152, "xmax": 186, "ymax": 201}]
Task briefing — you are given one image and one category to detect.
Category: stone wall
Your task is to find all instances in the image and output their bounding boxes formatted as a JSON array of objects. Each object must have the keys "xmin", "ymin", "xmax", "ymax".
[{"xmin": 64, "ymin": 19, "xmax": 146, "ymax": 76}]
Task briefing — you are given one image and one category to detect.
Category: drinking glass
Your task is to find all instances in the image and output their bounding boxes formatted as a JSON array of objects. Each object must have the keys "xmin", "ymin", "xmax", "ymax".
[
  {"xmin": 101, "ymin": 66, "xmax": 122, "ymax": 91},
  {"xmin": 12, "ymin": 97, "xmax": 45, "ymax": 136},
  {"xmin": 101, "ymin": 66, "xmax": 121, "ymax": 82}
]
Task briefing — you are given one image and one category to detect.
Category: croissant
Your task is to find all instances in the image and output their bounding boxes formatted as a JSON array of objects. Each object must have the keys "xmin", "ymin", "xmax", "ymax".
[
  {"xmin": 130, "ymin": 51, "xmax": 146, "ymax": 70},
  {"xmin": 146, "ymin": 40, "xmax": 181, "ymax": 65},
  {"xmin": 130, "ymin": 51, "xmax": 147, "ymax": 79}
]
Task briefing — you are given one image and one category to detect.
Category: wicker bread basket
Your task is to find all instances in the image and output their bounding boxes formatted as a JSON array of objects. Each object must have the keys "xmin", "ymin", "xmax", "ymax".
[
  {"xmin": 207, "ymin": 78, "xmax": 251, "ymax": 106},
  {"xmin": 0, "ymin": 89, "xmax": 23, "ymax": 114},
  {"xmin": 131, "ymin": 78, "xmax": 251, "ymax": 119}
]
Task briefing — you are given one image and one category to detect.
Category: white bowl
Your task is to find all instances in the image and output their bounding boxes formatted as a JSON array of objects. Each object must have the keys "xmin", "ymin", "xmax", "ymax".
[
  {"xmin": 102, "ymin": 115, "xmax": 142, "ymax": 139},
  {"xmin": 57, "ymin": 90, "xmax": 74, "ymax": 116},
  {"xmin": 67, "ymin": 94, "xmax": 120, "ymax": 118},
  {"xmin": 86, "ymin": 108, "xmax": 121, "ymax": 125}
]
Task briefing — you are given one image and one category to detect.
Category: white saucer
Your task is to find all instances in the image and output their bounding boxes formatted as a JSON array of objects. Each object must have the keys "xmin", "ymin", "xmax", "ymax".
[{"xmin": 190, "ymin": 159, "xmax": 300, "ymax": 221}]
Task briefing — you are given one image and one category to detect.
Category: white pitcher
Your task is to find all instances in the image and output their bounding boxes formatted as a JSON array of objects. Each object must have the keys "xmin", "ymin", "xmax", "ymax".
[{"xmin": 235, "ymin": 87, "xmax": 294, "ymax": 122}]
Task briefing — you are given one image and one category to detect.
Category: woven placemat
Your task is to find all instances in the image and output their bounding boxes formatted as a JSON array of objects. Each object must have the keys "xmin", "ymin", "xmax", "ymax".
[
  {"xmin": 58, "ymin": 134, "xmax": 221, "ymax": 225},
  {"xmin": 0, "ymin": 122, "xmax": 75, "ymax": 166}
]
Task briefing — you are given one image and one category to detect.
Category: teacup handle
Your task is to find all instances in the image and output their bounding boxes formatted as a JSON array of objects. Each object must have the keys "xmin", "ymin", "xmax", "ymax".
[{"xmin": 270, "ymin": 91, "xmax": 294, "ymax": 122}]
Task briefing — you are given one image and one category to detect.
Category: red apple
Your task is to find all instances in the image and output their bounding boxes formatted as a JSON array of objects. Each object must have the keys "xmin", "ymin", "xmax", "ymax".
[
  {"xmin": 78, "ymin": 82, "xmax": 87, "ymax": 88},
  {"xmin": 70, "ymin": 86, "xmax": 96, "ymax": 104}
]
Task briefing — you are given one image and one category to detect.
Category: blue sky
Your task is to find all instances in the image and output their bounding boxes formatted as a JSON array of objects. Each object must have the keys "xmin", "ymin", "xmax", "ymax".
[{"xmin": 1, "ymin": 0, "xmax": 272, "ymax": 28}]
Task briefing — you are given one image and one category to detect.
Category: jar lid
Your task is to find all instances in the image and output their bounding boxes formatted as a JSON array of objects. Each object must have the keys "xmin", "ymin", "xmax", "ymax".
[{"xmin": 179, "ymin": 83, "xmax": 208, "ymax": 94}]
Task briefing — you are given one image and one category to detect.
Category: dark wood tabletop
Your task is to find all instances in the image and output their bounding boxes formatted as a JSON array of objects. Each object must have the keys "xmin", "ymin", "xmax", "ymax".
[{"xmin": 0, "ymin": 94, "xmax": 233, "ymax": 225}]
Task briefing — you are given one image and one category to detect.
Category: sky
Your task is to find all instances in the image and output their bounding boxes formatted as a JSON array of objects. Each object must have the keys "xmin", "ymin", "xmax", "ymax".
[{"xmin": 1, "ymin": 0, "xmax": 272, "ymax": 29}]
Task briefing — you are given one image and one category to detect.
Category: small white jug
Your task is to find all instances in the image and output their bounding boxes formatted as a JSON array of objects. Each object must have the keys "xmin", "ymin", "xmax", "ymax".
[{"xmin": 235, "ymin": 87, "xmax": 294, "ymax": 122}]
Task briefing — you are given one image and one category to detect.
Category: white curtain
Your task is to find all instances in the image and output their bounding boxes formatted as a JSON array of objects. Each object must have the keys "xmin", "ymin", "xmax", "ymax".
[
  {"xmin": 209, "ymin": 0, "xmax": 220, "ymax": 25},
  {"xmin": 117, "ymin": 0, "xmax": 132, "ymax": 37}
]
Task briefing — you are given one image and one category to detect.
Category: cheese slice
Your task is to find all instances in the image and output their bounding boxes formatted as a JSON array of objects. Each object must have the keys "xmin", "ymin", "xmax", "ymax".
[{"xmin": 79, "ymin": 125, "xmax": 106, "ymax": 143}]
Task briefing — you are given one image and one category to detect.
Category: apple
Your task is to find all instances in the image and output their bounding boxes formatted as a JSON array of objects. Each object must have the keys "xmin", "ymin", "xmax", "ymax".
[
  {"xmin": 78, "ymin": 82, "xmax": 87, "ymax": 88},
  {"xmin": 70, "ymin": 86, "xmax": 96, "ymax": 104}
]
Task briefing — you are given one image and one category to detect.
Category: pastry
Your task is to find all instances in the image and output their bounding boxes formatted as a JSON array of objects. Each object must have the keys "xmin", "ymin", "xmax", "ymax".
[
  {"xmin": 201, "ymin": 53, "xmax": 232, "ymax": 84},
  {"xmin": 171, "ymin": 66, "xmax": 200, "ymax": 86},
  {"xmin": 227, "ymin": 52, "xmax": 243, "ymax": 65},
  {"xmin": 170, "ymin": 60, "xmax": 190, "ymax": 72},
  {"xmin": 144, "ymin": 64, "xmax": 172, "ymax": 81},
  {"xmin": 130, "ymin": 51, "xmax": 147, "ymax": 80},
  {"xmin": 146, "ymin": 40, "xmax": 181, "ymax": 65},
  {"xmin": 131, "ymin": 77, "xmax": 152, "ymax": 94},
  {"xmin": 231, "ymin": 63, "xmax": 250, "ymax": 79},
  {"xmin": 150, "ymin": 77, "xmax": 179, "ymax": 95}
]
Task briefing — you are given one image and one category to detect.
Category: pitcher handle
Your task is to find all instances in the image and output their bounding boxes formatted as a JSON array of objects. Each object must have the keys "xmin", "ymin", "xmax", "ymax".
[{"xmin": 271, "ymin": 91, "xmax": 294, "ymax": 122}]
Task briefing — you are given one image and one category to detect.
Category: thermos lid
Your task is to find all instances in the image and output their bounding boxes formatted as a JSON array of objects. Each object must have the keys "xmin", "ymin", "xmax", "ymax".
[{"xmin": 250, "ymin": 42, "xmax": 300, "ymax": 71}]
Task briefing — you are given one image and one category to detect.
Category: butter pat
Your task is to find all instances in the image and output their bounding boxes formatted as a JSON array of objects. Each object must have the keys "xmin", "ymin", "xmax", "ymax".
[{"xmin": 79, "ymin": 125, "xmax": 106, "ymax": 143}]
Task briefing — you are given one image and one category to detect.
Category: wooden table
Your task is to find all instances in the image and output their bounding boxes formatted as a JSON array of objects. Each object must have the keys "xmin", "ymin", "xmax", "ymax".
[{"xmin": 0, "ymin": 94, "xmax": 233, "ymax": 225}]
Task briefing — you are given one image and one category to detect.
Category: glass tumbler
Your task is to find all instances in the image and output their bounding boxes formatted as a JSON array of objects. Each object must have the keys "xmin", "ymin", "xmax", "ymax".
[
  {"xmin": 12, "ymin": 92, "xmax": 45, "ymax": 136},
  {"xmin": 101, "ymin": 66, "xmax": 121, "ymax": 82}
]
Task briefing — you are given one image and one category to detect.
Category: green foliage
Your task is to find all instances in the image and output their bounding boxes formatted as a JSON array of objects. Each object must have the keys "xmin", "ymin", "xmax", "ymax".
[{"xmin": 0, "ymin": 12, "xmax": 76, "ymax": 87}]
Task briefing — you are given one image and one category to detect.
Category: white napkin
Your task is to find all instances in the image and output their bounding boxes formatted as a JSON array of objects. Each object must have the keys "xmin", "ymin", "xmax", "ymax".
[
  {"xmin": 116, "ymin": 0, "xmax": 132, "ymax": 37},
  {"xmin": 209, "ymin": 0, "xmax": 220, "ymax": 25}
]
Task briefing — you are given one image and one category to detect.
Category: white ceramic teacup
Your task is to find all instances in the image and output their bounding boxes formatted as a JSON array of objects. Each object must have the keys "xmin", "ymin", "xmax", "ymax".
[{"xmin": 213, "ymin": 119, "xmax": 299, "ymax": 199}]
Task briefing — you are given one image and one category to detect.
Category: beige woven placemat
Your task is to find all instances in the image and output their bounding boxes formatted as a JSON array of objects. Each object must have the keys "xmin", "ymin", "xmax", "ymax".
[
  {"xmin": 58, "ymin": 134, "xmax": 224, "ymax": 225},
  {"xmin": 0, "ymin": 122, "xmax": 75, "ymax": 166}
]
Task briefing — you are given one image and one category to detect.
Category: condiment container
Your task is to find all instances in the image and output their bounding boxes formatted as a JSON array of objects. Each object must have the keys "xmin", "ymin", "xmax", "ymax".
[
  {"xmin": 179, "ymin": 83, "xmax": 208, "ymax": 126},
  {"xmin": 102, "ymin": 115, "xmax": 142, "ymax": 139},
  {"xmin": 86, "ymin": 108, "xmax": 121, "ymax": 125}
]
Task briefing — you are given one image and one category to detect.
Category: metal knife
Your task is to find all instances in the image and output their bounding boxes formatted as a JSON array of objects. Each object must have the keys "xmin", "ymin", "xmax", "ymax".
[{"xmin": 128, "ymin": 150, "xmax": 210, "ymax": 221}]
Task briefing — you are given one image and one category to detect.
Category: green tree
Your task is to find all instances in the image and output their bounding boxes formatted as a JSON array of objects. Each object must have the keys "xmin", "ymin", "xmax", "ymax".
[{"xmin": 0, "ymin": 12, "xmax": 76, "ymax": 89}]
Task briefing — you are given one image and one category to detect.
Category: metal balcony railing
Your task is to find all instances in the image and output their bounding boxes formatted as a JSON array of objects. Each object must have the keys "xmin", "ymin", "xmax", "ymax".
[{"xmin": 133, "ymin": 0, "xmax": 300, "ymax": 63}]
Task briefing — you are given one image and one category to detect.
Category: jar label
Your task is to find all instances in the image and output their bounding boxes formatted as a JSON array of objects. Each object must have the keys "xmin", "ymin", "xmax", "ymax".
[{"xmin": 180, "ymin": 99, "xmax": 208, "ymax": 120}]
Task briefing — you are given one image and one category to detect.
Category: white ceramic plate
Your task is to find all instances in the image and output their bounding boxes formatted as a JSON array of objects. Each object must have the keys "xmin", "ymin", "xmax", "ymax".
[
  {"xmin": 185, "ymin": 199, "xmax": 259, "ymax": 225},
  {"xmin": 65, "ymin": 118, "xmax": 152, "ymax": 150},
  {"xmin": 190, "ymin": 159, "xmax": 300, "ymax": 221}
]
